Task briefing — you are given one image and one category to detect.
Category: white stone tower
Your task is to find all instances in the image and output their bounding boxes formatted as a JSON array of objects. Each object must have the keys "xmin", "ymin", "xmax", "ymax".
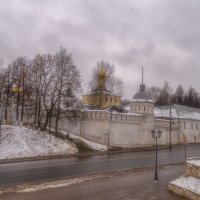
[
  {"xmin": 130, "ymin": 68, "xmax": 155, "ymax": 145},
  {"xmin": 130, "ymin": 67, "xmax": 154, "ymax": 115}
]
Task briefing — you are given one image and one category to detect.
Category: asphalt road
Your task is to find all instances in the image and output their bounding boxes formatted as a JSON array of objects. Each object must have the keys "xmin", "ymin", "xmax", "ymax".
[
  {"xmin": 1, "ymin": 165, "xmax": 186, "ymax": 200},
  {"xmin": 0, "ymin": 144, "xmax": 199, "ymax": 187}
]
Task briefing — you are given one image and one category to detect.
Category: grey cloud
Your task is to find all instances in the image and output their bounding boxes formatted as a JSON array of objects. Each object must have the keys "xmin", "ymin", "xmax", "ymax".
[{"xmin": 0, "ymin": 0, "xmax": 200, "ymax": 98}]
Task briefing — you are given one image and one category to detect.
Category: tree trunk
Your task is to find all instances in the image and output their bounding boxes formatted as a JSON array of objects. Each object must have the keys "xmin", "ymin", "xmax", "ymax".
[
  {"xmin": 16, "ymin": 78, "xmax": 21, "ymax": 122},
  {"xmin": 37, "ymin": 95, "xmax": 41, "ymax": 128},
  {"xmin": 5, "ymin": 68, "xmax": 10, "ymax": 121},
  {"xmin": 5, "ymin": 92, "xmax": 9, "ymax": 121},
  {"xmin": 55, "ymin": 99, "xmax": 60, "ymax": 134},
  {"xmin": 34, "ymin": 93, "xmax": 38, "ymax": 126},
  {"xmin": 21, "ymin": 70, "xmax": 25, "ymax": 121},
  {"xmin": 43, "ymin": 110, "xmax": 50, "ymax": 130}
]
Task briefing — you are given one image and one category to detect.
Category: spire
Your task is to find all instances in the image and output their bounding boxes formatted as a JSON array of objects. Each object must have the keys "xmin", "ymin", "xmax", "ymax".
[
  {"xmin": 140, "ymin": 66, "xmax": 145, "ymax": 92},
  {"xmin": 142, "ymin": 67, "xmax": 144, "ymax": 85}
]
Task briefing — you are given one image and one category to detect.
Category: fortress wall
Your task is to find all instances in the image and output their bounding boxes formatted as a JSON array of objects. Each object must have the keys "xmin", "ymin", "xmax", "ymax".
[
  {"xmin": 79, "ymin": 111, "xmax": 144, "ymax": 145},
  {"xmin": 109, "ymin": 120, "xmax": 143, "ymax": 148},
  {"xmin": 81, "ymin": 119, "xmax": 110, "ymax": 144},
  {"xmin": 154, "ymin": 118, "xmax": 180, "ymax": 145},
  {"xmin": 18, "ymin": 108, "xmax": 200, "ymax": 147}
]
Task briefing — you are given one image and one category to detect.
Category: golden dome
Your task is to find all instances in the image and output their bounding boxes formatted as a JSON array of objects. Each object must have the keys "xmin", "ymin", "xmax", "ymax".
[{"xmin": 98, "ymin": 65, "xmax": 106, "ymax": 77}]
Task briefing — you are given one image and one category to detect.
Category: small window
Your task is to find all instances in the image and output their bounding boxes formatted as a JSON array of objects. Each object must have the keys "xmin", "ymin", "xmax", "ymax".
[
  {"xmin": 115, "ymin": 99, "xmax": 117, "ymax": 103},
  {"xmin": 139, "ymin": 106, "xmax": 140, "ymax": 111},
  {"xmin": 144, "ymin": 107, "xmax": 145, "ymax": 111},
  {"xmin": 191, "ymin": 123, "xmax": 193, "ymax": 130},
  {"xmin": 184, "ymin": 122, "xmax": 186, "ymax": 129},
  {"xmin": 196, "ymin": 124, "xmax": 198, "ymax": 130},
  {"xmin": 110, "ymin": 98, "xmax": 112, "ymax": 102}
]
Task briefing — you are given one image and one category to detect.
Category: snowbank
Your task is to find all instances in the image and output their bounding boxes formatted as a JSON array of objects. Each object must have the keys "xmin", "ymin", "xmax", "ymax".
[
  {"xmin": 170, "ymin": 176, "xmax": 200, "ymax": 194},
  {"xmin": 187, "ymin": 158, "xmax": 200, "ymax": 167},
  {"xmin": 60, "ymin": 130, "xmax": 108, "ymax": 151},
  {"xmin": 0, "ymin": 125, "xmax": 78, "ymax": 159}
]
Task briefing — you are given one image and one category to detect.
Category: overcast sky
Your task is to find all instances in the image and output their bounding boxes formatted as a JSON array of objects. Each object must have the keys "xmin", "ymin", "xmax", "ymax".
[{"xmin": 0, "ymin": 0, "xmax": 200, "ymax": 98}]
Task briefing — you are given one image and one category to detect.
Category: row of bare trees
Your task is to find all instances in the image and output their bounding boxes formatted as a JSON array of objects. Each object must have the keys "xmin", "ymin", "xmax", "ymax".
[
  {"xmin": 147, "ymin": 82, "xmax": 200, "ymax": 108},
  {"xmin": 0, "ymin": 47, "xmax": 81, "ymax": 133}
]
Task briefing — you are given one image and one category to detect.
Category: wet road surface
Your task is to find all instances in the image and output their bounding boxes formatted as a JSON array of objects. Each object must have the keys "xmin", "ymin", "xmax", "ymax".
[
  {"xmin": 0, "ymin": 144, "xmax": 199, "ymax": 187},
  {"xmin": 1, "ymin": 165, "xmax": 186, "ymax": 200}
]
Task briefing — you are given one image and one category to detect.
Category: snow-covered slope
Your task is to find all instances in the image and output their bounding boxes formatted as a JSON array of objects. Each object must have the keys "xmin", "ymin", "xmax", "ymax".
[{"xmin": 0, "ymin": 125, "xmax": 78, "ymax": 159}]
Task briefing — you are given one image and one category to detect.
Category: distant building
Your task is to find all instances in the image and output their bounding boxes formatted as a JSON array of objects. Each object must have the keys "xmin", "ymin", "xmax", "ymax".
[
  {"xmin": 82, "ymin": 66, "xmax": 121, "ymax": 109},
  {"xmin": 63, "ymin": 69, "xmax": 200, "ymax": 149}
]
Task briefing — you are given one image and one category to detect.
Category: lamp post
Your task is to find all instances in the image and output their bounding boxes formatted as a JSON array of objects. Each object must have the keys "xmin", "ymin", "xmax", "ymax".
[
  {"xmin": 108, "ymin": 111, "xmax": 112, "ymax": 150},
  {"xmin": 182, "ymin": 134, "xmax": 187, "ymax": 164},
  {"xmin": 169, "ymin": 104, "xmax": 172, "ymax": 151},
  {"xmin": 0, "ymin": 109, "xmax": 1, "ymax": 142},
  {"xmin": 0, "ymin": 102, "xmax": 2, "ymax": 142},
  {"xmin": 151, "ymin": 129, "xmax": 162, "ymax": 182}
]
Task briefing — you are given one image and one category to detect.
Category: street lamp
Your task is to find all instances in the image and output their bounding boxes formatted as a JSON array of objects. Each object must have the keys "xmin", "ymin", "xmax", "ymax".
[
  {"xmin": 0, "ymin": 102, "xmax": 2, "ymax": 142},
  {"xmin": 182, "ymin": 134, "xmax": 187, "ymax": 164},
  {"xmin": 108, "ymin": 111, "xmax": 112, "ymax": 150},
  {"xmin": 0, "ymin": 110, "xmax": 1, "ymax": 142},
  {"xmin": 151, "ymin": 129, "xmax": 162, "ymax": 182},
  {"xmin": 169, "ymin": 104, "xmax": 172, "ymax": 151}
]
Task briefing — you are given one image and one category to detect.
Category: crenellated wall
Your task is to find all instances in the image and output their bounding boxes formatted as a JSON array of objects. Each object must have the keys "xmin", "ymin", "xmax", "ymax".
[
  {"xmin": 6, "ymin": 106, "xmax": 200, "ymax": 148},
  {"xmin": 59, "ymin": 110, "xmax": 161, "ymax": 148}
]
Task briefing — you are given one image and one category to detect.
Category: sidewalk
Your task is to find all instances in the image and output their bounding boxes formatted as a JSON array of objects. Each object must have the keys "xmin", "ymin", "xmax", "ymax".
[{"xmin": 1, "ymin": 165, "xmax": 186, "ymax": 200}]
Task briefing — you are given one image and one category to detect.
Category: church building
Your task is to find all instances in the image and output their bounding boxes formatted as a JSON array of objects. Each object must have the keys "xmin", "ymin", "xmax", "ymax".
[{"xmin": 82, "ymin": 66, "xmax": 121, "ymax": 109}]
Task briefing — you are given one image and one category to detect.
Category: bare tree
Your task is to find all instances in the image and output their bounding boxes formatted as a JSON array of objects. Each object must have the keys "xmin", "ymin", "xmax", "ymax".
[
  {"xmin": 88, "ymin": 60, "xmax": 124, "ymax": 96},
  {"xmin": 146, "ymin": 86, "xmax": 161, "ymax": 102},
  {"xmin": 54, "ymin": 47, "xmax": 81, "ymax": 134},
  {"xmin": 30, "ymin": 54, "xmax": 47, "ymax": 128},
  {"xmin": 41, "ymin": 54, "xmax": 59, "ymax": 130},
  {"xmin": 156, "ymin": 81, "xmax": 173, "ymax": 106},
  {"xmin": 9, "ymin": 57, "xmax": 29, "ymax": 122}
]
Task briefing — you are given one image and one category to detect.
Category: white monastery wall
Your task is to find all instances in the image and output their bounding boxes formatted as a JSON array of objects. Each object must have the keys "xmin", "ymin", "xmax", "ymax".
[
  {"xmin": 9, "ymin": 106, "xmax": 200, "ymax": 148},
  {"xmin": 179, "ymin": 119, "xmax": 200, "ymax": 143}
]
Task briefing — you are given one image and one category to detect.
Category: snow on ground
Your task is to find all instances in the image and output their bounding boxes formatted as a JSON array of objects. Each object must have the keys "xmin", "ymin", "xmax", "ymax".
[
  {"xmin": 59, "ymin": 130, "xmax": 108, "ymax": 151},
  {"xmin": 187, "ymin": 158, "xmax": 200, "ymax": 167},
  {"xmin": 170, "ymin": 176, "xmax": 200, "ymax": 194},
  {"xmin": 0, "ymin": 125, "xmax": 78, "ymax": 159}
]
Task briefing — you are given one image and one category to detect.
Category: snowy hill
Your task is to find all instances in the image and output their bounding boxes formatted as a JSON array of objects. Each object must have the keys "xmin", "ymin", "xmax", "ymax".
[{"xmin": 0, "ymin": 125, "xmax": 78, "ymax": 160}]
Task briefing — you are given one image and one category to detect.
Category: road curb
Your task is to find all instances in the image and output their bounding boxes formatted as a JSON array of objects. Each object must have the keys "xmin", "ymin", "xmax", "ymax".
[{"xmin": 0, "ymin": 145, "xmax": 176, "ymax": 164}]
